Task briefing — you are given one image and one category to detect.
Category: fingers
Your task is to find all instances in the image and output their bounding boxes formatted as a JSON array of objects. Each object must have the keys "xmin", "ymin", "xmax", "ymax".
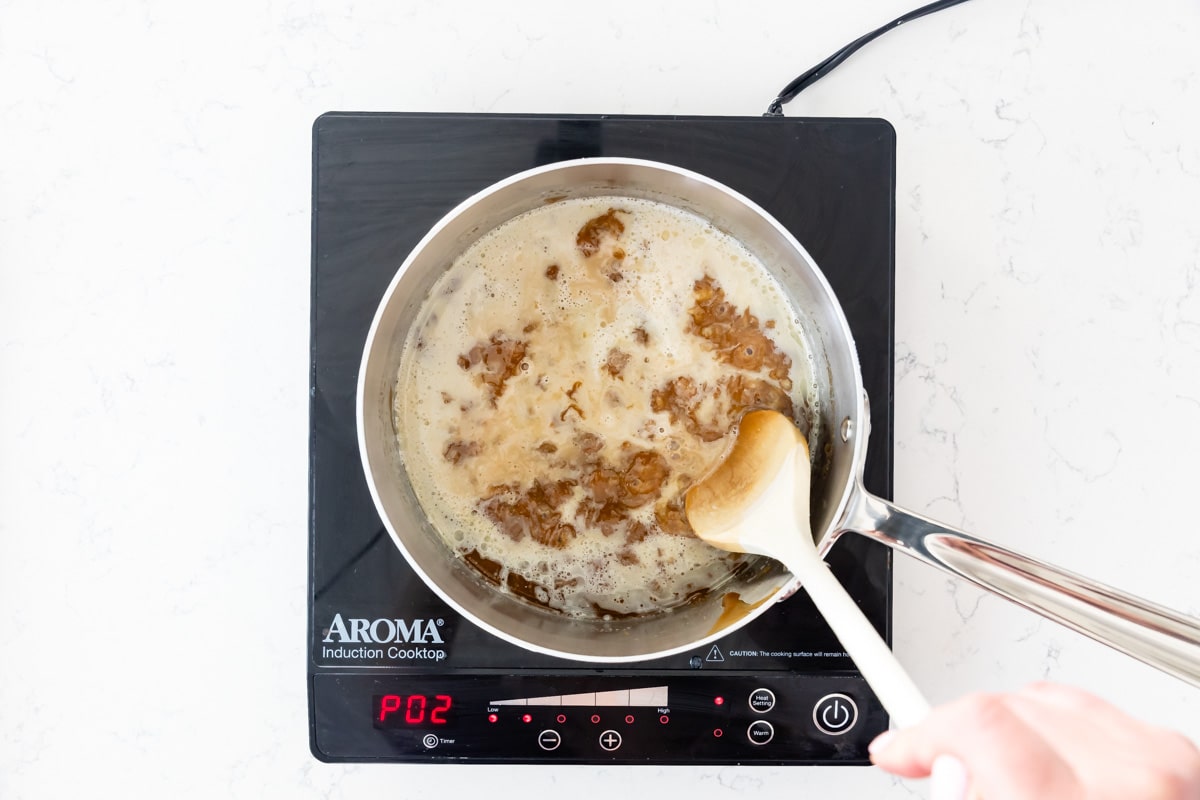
[
  {"xmin": 1006, "ymin": 683, "xmax": 1147, "ymax": 760},
  {"xmin": 1011, "ymin": 683, "xmax": 1200, "ymax": 798},
  {"xmin": 871, "ymin": 684, "xmax": 1200, "ymax": 800},
  {"xmin": 869, "ymin": 691, "xmax": 1079, "ymax": 797}
]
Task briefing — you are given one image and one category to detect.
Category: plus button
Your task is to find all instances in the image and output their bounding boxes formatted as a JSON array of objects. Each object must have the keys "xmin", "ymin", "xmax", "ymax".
[{"xmin": 599, "ymin": 730, "xmax": 623, "ymax": 751}]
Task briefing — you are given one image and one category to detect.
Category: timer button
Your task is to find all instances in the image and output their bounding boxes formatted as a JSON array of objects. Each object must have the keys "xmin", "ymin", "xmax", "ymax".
[
  {"xmin": 813, "ymin": 693, "xmax": 858, "ymax": 735},
  {"xmin": 538, "ymin": 730, "xmax": 562, "ymax": 751},
  {"xmin": 747, "ymin": 720, "xmax": 775, "ymax": 746},
  {"xmin": 748, "ymin": 688, "xmax": 776, "ymax": 713}
]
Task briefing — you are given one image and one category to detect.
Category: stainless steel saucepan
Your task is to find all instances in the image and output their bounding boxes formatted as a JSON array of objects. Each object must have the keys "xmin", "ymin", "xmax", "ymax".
[{"xmin": 357, "ymin": 157, "xmax": 1200, "ymax": 683}]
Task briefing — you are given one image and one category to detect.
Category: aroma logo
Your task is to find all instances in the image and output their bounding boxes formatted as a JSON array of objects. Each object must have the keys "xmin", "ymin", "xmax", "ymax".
[{"xmin": 323, "ymin": 613, "xmax": 445, "ymax": 645}]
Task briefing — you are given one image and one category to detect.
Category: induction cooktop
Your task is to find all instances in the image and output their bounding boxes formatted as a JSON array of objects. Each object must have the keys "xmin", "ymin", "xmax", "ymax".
[{"xmin": 309, "ymin": 112, "xmax": 896, "ymax": 764}]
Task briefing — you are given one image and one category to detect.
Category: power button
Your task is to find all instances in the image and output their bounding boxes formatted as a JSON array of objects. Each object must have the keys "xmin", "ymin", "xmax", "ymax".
[{"xmin": 812, "ymin": 693, "xmax": 858, "ymax": 735}]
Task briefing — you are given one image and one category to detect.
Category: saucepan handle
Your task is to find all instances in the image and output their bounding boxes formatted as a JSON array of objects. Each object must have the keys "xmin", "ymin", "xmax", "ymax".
[{"xmin": 841, "ymin": 485, "xmax": 1200, "ymax": 688}]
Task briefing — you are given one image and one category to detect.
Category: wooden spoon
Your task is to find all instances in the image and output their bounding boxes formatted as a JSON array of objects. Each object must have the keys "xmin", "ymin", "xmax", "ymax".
[{"xmin": 686, "ymin": 409, "xmax": 930, "ymax": 728}]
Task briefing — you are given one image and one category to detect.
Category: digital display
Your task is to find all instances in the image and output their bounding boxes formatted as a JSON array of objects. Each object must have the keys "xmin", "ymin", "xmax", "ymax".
[{"xmin": 372, "ymin": 694, "xmax": 453, "ymax": 729}]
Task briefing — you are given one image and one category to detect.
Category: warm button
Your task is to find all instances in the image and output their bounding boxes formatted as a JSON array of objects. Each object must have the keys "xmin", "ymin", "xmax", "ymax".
[
  {"xmin": 746, "ymin": 720, "xmax": 775, "ymax": 746},
  {"xmin": 748, "ymin": 688, "xmax": 776, "ymax": 713},
  {"xmin": 812, "ymin": 693, "xmax": 858, "ymax": 735}
]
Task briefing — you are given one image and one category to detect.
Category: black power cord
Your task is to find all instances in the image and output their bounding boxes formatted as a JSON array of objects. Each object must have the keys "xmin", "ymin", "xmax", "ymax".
[{"xmin": 765, "ymin": 0, "xmax": 975, "ymax": 116}]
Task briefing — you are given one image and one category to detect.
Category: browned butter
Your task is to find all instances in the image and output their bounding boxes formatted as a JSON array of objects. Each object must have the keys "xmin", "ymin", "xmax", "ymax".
[{"xmin": 395, "ymin": 197, "xmax": 817, "ymax": 619}]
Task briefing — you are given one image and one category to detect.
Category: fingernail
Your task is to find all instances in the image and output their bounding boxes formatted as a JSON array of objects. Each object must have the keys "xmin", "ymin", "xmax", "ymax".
[
  {"xmin": 867, "ymin": 730, "xmax": 896, "ymax": 756},
  {"xmin": 930, "ymin": 754, "xmax": 969, "ymax": 800}
]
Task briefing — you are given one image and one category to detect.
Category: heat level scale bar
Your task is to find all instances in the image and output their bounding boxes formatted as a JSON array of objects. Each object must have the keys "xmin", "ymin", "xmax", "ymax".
[{"xmin": 489, "ymin": 686, "xmax": 669, "ymax": 707}]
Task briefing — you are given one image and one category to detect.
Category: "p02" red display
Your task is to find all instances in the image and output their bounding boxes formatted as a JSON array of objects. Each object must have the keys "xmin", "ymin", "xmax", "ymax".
[{"xmin": 373, "ymin": 694, "xmax": 453, "ymax": 728}]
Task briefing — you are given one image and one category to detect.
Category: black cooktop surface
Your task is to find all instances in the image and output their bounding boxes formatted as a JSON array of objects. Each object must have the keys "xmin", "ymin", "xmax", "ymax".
[{"xmin": 309, "ymin": 113, "xmax": 896, "ymax": 764}]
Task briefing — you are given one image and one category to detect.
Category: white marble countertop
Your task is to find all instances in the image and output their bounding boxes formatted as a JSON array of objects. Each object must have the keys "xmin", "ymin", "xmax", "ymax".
[{"xmin": 4, "ymin": 1, "xmax": 1200, "ymax": 797}]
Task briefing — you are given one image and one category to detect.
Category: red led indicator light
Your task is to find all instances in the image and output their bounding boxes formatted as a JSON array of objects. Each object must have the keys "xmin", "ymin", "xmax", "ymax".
[
  {"xmin": 713, "ymin": 728, "xmax": 724, "ymax": 738},
  {"xmin": 714, "ymin": 696, "xmax": 725, "ymax": 706},
  {"xmin": 590, "ymin": 714, "xmax": 601, "ymax": 724},
  {"xmin": 488, "ymin": 713, "xmax": 498, "ymax": 723},
  {"xmin": 522, "ymin": 713, "xmax": 532, "ymax": 724},
  {"xmin": 659, "ymin": 715, "xmax": 669, "ymax": 725},
  {"xmin": 625, "ymin": 714, "xmax": 635, "ymax": 724},
  {"xmin": 556, "ymin": 714, "xmax": 567, "ymax": 724}
]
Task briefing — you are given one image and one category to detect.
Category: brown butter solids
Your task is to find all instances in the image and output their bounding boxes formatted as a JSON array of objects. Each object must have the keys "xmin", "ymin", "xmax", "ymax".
[
  {"xmin": 442, "ymin": 210, "xmax": 800, "ymax": 612},
  {"xmin": 575, "ymin": 208, "xmax": 626, "ymax": 257},
  {"xmin": 457, "ymin": 333, "xmax": 528, "ymax": 406},
  {"xmin": 452, "ymin": 274, "xmax": 795, "ymax": 551}
]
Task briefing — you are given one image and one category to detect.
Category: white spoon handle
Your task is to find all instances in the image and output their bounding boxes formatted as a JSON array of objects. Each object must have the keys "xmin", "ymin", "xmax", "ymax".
[
  {"xmin": 687, "ymin": 418, "xmax": 930, "ymax": 730},
  {"xmin": 768, "ymin": 444, "xmax": 929, "ymax": 729},
  {"xmin": 781, "ymin": 543, "xmax": 930, "ymax": 728}
]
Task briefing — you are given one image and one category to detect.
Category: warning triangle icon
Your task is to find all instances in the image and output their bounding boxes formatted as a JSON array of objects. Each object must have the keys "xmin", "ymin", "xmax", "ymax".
[{"xmin": 706, "ymin": 645, "xmax": 725, "ymax": 662}]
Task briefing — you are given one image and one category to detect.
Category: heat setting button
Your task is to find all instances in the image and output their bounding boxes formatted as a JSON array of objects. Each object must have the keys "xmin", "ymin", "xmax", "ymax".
[
  {"xmin": 813, "ymin": 693, "xmax": 858, "ymax": 735},
  {"xmin": 746, "ymin": 720, "xmax": 775, "ymax": 746},
  {"xmin": 537, "ymin": 730, "xmax": 562, "ymax": 751},
  {"xmin": 748, "ymin": 688, "xmax": 776, "ymax": 714}
]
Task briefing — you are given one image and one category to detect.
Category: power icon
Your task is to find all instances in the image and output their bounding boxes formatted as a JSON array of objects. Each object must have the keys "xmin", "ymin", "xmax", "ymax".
[{"xmin": 813, "ymin": 693, "xmax": 858, "ymax": 735}]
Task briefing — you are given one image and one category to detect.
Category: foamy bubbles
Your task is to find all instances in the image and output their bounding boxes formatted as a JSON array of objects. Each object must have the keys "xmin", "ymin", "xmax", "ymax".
[{"xmin": 394, "ymin": 197, "xmax": 817, "ymax": 619}]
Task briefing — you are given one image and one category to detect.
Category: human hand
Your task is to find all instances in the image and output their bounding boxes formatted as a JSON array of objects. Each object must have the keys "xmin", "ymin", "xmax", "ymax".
[{"xmin": 868, "ymin": 682, "xmax": 1200, "ymax": 799}]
